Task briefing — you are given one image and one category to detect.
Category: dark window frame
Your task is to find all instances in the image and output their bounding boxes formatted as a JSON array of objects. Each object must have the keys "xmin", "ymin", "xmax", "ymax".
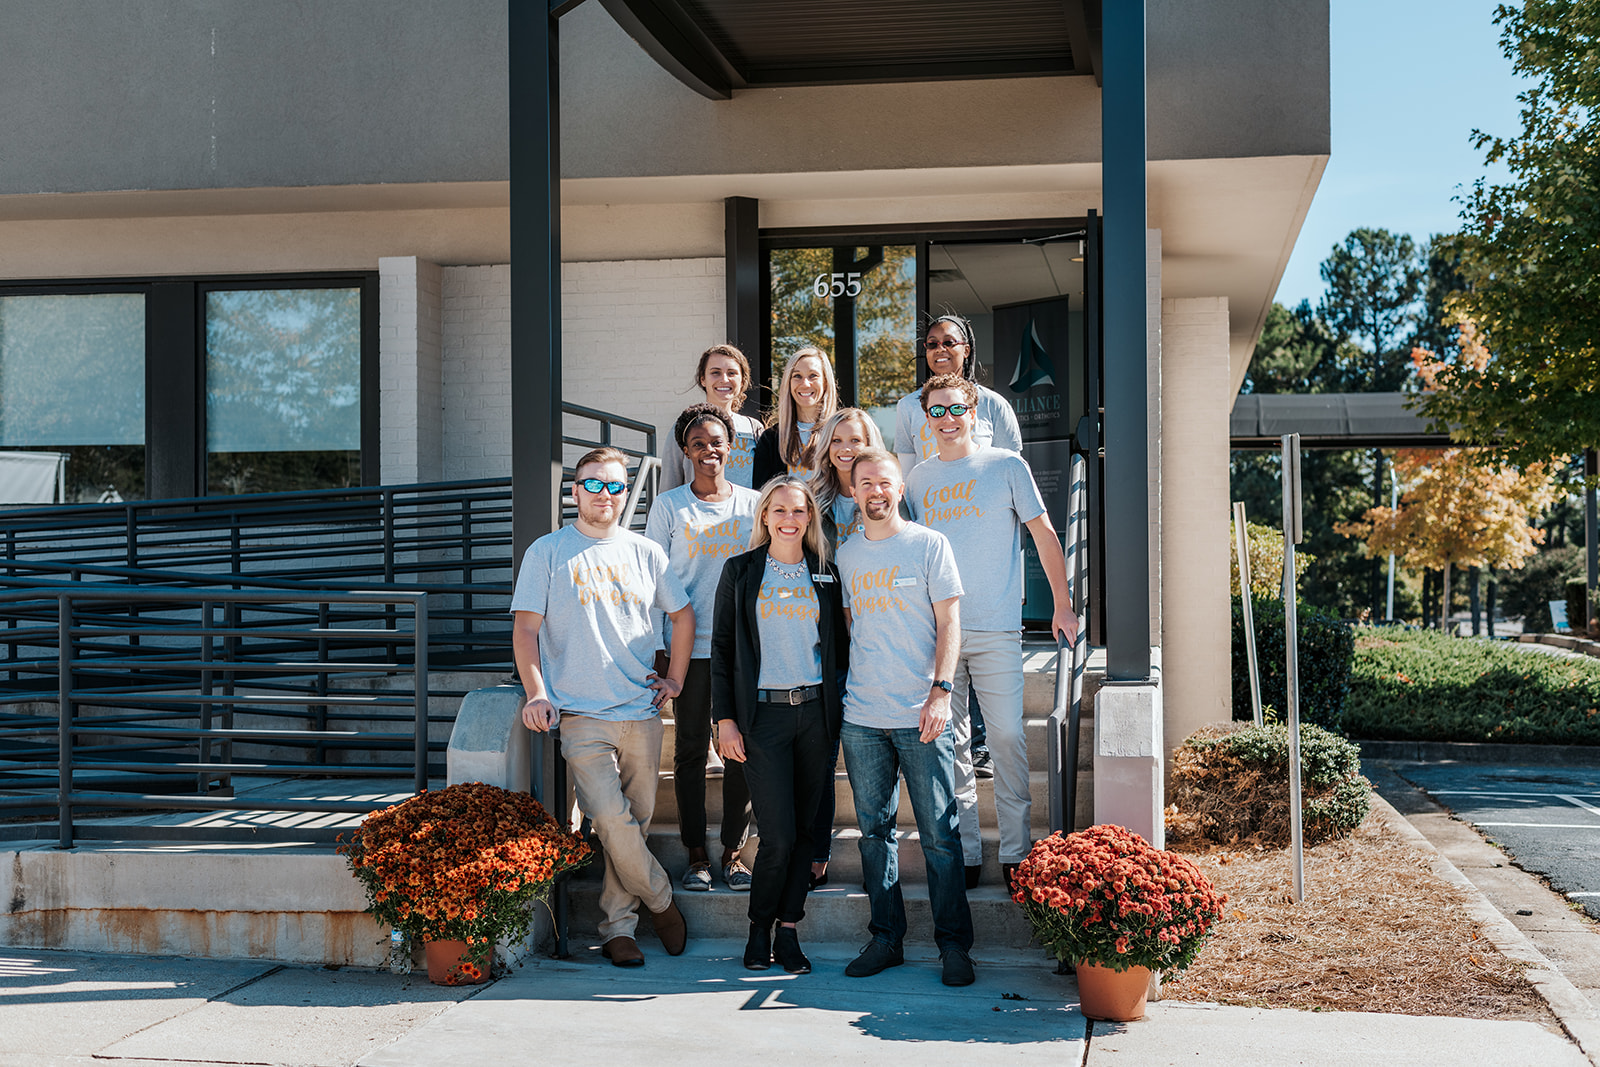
[
  {"xmin": 0, "ymin": 272, "xmax": 379, "ymax": 500},
  {"xmin": 758, "ymin": 217, "xmax": 1087, "ymax": 408}
]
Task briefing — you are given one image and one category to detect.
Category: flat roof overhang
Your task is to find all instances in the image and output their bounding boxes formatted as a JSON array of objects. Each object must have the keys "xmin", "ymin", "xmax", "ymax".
[{"xmin": 1229, "ymin": 393, "xmax": 1454, "ymax": 450}]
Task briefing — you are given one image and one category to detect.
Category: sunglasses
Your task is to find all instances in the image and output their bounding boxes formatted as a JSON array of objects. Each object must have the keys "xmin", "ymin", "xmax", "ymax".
[
  {"xmin": 921, "ymin": 338, "xmax": 968, "ymax": 352},
  {"xmin": 926, "ymin": 404, "xmax": 972, "ymax": 419},
  {"xmin": 578, "ymin": 478, "xmax": 628, "ymax": 495}
]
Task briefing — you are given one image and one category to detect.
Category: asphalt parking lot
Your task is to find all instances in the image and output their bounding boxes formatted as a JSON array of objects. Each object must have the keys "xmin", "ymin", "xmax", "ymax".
[{"xmin": 1391, "ymin": 762, "xmax": 1600, "ymax": 921}]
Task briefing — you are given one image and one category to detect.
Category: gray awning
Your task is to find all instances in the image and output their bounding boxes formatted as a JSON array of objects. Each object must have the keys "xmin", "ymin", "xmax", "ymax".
[{"xmin": 1230, "ymin": 393, "xmax": 1453, "ymax": 450}]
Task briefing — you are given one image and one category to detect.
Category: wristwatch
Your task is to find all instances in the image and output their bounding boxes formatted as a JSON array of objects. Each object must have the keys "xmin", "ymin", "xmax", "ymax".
[{"xmin": 931, "ymin": 680, "xmax": 954, "ymax": 693}]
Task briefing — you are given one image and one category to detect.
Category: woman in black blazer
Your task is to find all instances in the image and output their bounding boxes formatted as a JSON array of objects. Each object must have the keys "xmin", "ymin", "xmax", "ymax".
[{"xmin": 711, "ymin": 476, "xmax": 849, "ymax": 974}]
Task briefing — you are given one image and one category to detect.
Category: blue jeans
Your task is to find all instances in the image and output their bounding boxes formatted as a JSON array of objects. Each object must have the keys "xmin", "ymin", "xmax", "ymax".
[{"xmin": 839, "ymin": 720, "xmax": 973, "ymax": 954}]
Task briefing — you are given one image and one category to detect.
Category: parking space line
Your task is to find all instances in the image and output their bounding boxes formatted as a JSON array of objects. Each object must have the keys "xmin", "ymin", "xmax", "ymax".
[
  {"xmin": 1473, "ymin": 821, "xmax": 1600, "ymax": 829},
  {"xmin": 1430, "ymin": 790, "xmax": 1600, "ymax": 798},
  {"xmin": 1559, "ymin": 794, "xmax": 1600, "ymax": 818}
]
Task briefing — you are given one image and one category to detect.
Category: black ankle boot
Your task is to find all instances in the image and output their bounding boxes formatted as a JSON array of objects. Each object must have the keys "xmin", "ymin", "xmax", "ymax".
[
  {"xmin": 772, "ymin": 925, "xmax": 811, "ymax": 974},
  {"xmin": 744, "ymin": 922, "xmax": 772, "ymax": 970}
]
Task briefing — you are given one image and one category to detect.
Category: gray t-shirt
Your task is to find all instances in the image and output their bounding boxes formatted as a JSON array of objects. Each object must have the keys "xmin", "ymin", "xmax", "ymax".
[
  {"xmin": 645, "ymin": 483, "xmax": 760, "ymax": 658},
  {"xmin": 787, "ymin": 421, "xmax": 816, "ymax": 475},
  {"xmin": 755, "ymin": 560, "xmax": 824, "ymax": 690},
  {"xmin": 905, "ymin": 446, "xmax": 1047, "ymax": 632},
  {"xmin": 660, "ymin": 411, "xmax": 762, "ymax": 492},
  {"xmin": 837, "ymin": 522, "xmax": 963, "ymax": 730},
  {"xmin": 831, "ymin": 495, "xmax": 863, "ymax": 551},
  {"xmin": 509, "ymin": 525, "xmax": 689, "ymax": 721},
  {"xmin": 894, "ymin": 383, "xmax": 1023, "ymax": 475}
]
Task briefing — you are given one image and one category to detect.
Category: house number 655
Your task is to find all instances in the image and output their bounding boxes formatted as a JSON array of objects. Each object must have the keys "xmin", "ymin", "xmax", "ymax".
[{"xmin": 813, "ymin": 272, "xmax": 863, "ymax": 298}]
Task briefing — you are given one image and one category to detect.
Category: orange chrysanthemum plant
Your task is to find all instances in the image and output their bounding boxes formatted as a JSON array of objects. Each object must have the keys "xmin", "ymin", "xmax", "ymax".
[
  {"xmin": 1011, "ymin": 824, "xmax": 1227, "ymax": 974},
  {"xmin": 339, "ymin": 782, "xmax": 592, "ymax": 968}
]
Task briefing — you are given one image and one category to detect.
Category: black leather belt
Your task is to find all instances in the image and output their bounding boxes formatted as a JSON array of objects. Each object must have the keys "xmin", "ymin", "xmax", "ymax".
[{"xmin": 757, "ymin": 684, "xmax": 823, "ymax": 705}]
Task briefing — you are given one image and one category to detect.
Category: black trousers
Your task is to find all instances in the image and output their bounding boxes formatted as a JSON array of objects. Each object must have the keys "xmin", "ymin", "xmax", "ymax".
[
  {"xmin": 673, "ymin": 658, "xmax": 752, "ymax": 853},
  {"xmin": 743, "ymin": 696, "xmax": 832, "ymax": 926}
]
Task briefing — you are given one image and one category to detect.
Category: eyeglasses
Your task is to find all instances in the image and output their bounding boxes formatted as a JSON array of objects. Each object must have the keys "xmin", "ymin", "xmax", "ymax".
[
  {"xmin": 921, "ymin": 338, "xmax": 968, "ymax": 352},
  {"xmin": 578, "ymin": 478, "xmax": 628, "ymax": 496},
  {"xmin": 926, "ymin": 404, "xmax": 971, "ymax": 419}
]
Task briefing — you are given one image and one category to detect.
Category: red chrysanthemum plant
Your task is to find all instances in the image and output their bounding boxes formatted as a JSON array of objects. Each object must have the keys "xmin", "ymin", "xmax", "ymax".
[
  {"xmin": 339, "ymin": 782, "xmax": 592, "ymax": 970},
  {"xmin": 1011, "ymin": 824, "xmax": 1227, "ymax": 974}
]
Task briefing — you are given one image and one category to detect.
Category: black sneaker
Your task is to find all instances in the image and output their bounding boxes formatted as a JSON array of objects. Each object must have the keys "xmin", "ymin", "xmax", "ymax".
[
  {"xmin": 972, "ymin": 747, "xmax": 994, "ymax": 779},
  {"xmin": 965, "ymin": 864, "xmax": 982, "ymax": 890},
  {"xmin": 941, "ymin": 946, "xmax": 976, "ymax": 987},
  {"xmin": 844, "ymin": 939, "xmax": 904, "ymax": 977}
]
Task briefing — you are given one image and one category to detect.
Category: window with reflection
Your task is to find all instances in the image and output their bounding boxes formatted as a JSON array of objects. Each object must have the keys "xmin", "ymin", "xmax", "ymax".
[
  {"xmin": 0, "ymin": 293, "xmax": 145, "ymax": 502},
  {"xmin": 204, "ymin": 287, "xmax": 362, "ymax": 495}
]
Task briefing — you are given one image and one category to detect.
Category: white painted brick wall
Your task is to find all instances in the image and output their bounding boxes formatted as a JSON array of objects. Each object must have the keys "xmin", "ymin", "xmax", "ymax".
[
  {"xmin": 440, "ymin": 258, "xmax": 726, "ymax": 482},
  {"xmin": 1159, "ymin": 295, "xmax": 1232, "ymax": 757}
]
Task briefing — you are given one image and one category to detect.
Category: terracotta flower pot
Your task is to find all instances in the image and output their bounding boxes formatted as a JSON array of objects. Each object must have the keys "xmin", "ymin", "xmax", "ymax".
[
  {"xmin": 423, "ymin": 940, "xmax": 491, "ymax": 986},
  {"xmin": 1074, "ymin": 961, "xmax": 1150, "ymax": 1022}
]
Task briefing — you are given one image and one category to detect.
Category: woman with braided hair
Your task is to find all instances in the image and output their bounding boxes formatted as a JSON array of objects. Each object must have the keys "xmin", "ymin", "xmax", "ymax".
[
  {"xmin": 645, "ymin": 404, "xmax": 760, "ymax": 893},
  {"xmin": 893, "ymin": 313, "xmax": 1022, "ymax": 476}
]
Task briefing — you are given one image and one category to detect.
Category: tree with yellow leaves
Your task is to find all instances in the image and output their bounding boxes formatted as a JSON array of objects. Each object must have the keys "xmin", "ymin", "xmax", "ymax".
[{"xmin": 1336, "ymin": 332, "xmax": 1559, "ymax": 627}]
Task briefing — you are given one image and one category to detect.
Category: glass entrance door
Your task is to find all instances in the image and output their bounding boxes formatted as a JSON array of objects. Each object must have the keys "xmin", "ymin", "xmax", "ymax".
[{"xmin": 767, "ymin": 245, "xmax": 917, "ymax": 446}]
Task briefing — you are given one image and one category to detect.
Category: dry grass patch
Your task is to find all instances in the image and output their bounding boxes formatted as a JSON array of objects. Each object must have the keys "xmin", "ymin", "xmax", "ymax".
[{"xmin": 1162, "ymin": 809, "xmax": 1553, "ymax": 1024}]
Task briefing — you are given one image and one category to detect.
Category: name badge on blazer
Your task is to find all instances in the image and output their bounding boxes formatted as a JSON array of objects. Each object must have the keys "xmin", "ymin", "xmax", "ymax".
[{"xmin": 811, "ymin": 573, "xmax": 835, "ymax": 584}]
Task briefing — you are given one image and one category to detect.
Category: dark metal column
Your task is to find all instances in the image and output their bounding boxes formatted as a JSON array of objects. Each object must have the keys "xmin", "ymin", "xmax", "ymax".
[
  {"xmin": 510, "ymin": 2, "xmax": 565, "ymax": 562},
  {"xmin": 1101, "ymin": 0, "xmax": 1151, "ymax": 680},
  {"xmin": 725, "ymin": 197, "xmax": 760, "ymax": 400}
]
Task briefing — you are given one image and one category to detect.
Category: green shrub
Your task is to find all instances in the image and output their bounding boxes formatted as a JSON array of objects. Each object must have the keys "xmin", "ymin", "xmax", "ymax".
[
  {"xmin": 1168, "ymin": 722, "xmax": 1370, "ymax": 847},
  {"xmin": 1345, "ymin": 626, "xmax": 1600, "ymax": 744},
  {"xmin": 1232, "ymin": 596, "xmax": 1355, "ymax": 732},
  {"xmin": 1496, "ymin": 545, "xmax": 1580, "ymax": 633}
]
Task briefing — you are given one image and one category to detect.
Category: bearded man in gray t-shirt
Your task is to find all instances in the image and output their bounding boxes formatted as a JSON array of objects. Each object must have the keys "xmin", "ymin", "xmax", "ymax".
[
  {"xmin": 511, "ymin": 447, "xmax": 695, "ymax": 969},
  {"xmin": 835, "ymin": 449, "xmax": 976, "ymax": 988},
  {"xmin": 904, "ymin": 374, "xmax": 1078, "ymax": 896}
]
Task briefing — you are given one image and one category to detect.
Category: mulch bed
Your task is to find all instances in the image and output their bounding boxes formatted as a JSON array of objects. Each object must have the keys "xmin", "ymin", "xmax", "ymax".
[{"xmin": 1160, "ymin": 808, "xmax": 1556, "ymax": 1025}]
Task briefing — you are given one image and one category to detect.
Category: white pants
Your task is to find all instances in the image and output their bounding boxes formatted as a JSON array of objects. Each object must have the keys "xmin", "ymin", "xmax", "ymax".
[{"xmin": 949, "ymin": 629, "xmax": 1030, "ymax": 866}]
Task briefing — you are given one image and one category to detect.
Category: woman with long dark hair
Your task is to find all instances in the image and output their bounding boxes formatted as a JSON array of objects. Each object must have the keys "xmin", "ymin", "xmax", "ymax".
[{"xmin": 711, "ymin": 477, "xmax": 848, "ymax": 973}]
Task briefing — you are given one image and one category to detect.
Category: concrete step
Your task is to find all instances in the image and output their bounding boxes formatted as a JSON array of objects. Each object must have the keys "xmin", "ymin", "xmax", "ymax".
[
  {"xmin": 566, "ymin": 880, "xmax": 1041, "ymax": 952},
  {"xmin": 653, "ymin": 768, "xmax": 1065, "ymax": 830}
]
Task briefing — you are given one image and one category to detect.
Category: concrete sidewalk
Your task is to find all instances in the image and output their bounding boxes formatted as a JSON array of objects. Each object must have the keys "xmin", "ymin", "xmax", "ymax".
[{"xmin": 0, "ymin": 942, "xmax": 1587, "ymax": 1067}]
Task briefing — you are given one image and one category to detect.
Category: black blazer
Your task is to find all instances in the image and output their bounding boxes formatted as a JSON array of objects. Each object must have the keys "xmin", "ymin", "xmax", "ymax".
[
  {"xmin": 751, "ymin": 427, "xmax": 784, "ymax": 490},
  {"xmin": 710, "ymin": 544, "xmax": 849, "ymax": 742}
]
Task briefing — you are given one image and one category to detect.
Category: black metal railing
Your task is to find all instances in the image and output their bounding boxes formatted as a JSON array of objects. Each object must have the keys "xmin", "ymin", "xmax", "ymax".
[
  {"xmin": 0, "ymin": 587, "xmax": 440, "ymax": 846},
  {"xmin": 1048, "ymin": 453, "xmax": 1091, "ymax": 835}
]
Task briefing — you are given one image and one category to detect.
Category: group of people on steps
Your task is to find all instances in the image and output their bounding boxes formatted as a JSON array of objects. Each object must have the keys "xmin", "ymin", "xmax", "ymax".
[{"xmin": 511, "ymin": 316, "xmax": 1076, "ymax": 987}]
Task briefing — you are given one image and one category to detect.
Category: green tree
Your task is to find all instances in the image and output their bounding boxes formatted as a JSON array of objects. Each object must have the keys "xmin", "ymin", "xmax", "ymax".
[
  {"xmin": 1429, "ymin": 0, "xmax": 1600, "ymax": 467},
  {"xmin": 1243, "ymin": 300, "xmax": 1342, "ymax": 394},
  {"xmin": 1410, "ymin": 236, "xmax": 1468, "ymax": 361},
  {"xmin": 1317, "ymin": 228, "xmax": 1424, "ymax": 391}
]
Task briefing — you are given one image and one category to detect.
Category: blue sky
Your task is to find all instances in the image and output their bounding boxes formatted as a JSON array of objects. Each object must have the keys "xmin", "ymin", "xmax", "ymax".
[{"xmin": 1273, "ymin": 0, "xmax": 1532, "ymax": 310}]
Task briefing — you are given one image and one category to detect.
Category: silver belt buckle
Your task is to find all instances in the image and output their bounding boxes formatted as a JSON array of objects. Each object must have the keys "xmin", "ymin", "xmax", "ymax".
[{"xmin": 789, "ymin": 688, "xmax": 803, "ymax": 705}]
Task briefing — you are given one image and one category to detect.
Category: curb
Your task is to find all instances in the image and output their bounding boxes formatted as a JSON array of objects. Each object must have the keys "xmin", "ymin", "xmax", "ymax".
[
  {"xmin": 1358, "ymin": 740, "xmax": 1600, "ymax": 766},
  {"xmin": 1366, "ymin": 786, "xmax": 1600, "ymax": 1065}
]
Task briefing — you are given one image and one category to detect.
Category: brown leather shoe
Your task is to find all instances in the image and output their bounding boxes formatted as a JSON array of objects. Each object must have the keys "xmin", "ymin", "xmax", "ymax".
[
  {"xmin": 651, "ymin": 899, "xmax": 688, "ymax": 956},
  {"xmin": 601, "ymin": 935, "xmax": 645, "ymax": 967}
]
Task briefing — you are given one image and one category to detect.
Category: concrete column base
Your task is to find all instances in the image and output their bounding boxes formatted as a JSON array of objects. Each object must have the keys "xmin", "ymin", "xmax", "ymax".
[
  {"xmin": 1093, "ymin": 663, "xmax": 1165, "ymax": 848},
  {"xmin": 446, "ymin": 684, "xmax": 538, "ymax": 794}
]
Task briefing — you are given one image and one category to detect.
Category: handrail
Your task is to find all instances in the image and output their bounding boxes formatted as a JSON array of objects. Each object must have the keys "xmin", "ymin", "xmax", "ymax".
[
  {"xmin": 0, "ymin": 586, "xmax": 435, "ymax": 846},
  {"xmin": 1048, "ymin": 453, "xmax": 1091, "ymax": 835}
]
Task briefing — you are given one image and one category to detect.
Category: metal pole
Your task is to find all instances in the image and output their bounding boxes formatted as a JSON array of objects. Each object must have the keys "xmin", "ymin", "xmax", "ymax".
[
  {"xmin": 510, "ymin": 0, "xmax": 565, "ymax": 565},
  {"xmin": 1101, "ymin": 0, "xmax": 1151, "ymax": 681},
  {"xmin": 1233, "ymin": 502, "xmax": 1263, "ymax": 727},
  {"xmin": 1386, "ymin": 465, "xmax": 1398, "ymax": 620},
  {"xmin": 1586, "ymin": 450, "xmax": 1598, "ymax": 632},
  {"xmin": 1281, "ymin": 434, "xmax": 1304, "ymax": 902},
  {"xmin": 413, "ymin": 595, "xmax": 430, "ymax": 794}
]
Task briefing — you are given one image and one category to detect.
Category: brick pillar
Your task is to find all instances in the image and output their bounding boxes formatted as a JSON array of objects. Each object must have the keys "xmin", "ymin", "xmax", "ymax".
[{"xmin": 379, "ymin": 256, "xmax": 444, "ymax": 485}]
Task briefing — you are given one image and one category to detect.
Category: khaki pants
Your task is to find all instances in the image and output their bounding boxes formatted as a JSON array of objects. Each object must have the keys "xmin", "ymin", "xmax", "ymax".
[{"xmin": 559, "ymin": 713, "xmax": 673, "ymax": 943}]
